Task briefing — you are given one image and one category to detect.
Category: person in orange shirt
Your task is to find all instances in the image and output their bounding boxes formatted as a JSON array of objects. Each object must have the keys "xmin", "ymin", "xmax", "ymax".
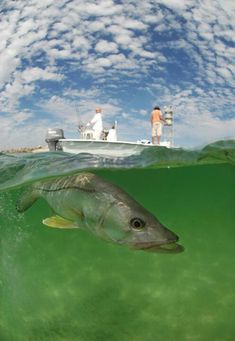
[{"xmin": 150, "ymin": 106, "xmax": 166, "ymax": 145}]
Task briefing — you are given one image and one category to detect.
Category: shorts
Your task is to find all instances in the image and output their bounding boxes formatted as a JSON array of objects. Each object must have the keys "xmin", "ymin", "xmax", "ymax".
[{"xmin": 152, "ymin": 122, "xmax": 162, "ymax": 137}]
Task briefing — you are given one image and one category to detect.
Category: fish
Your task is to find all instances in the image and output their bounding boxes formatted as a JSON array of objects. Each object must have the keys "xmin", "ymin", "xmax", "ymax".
[{"xmin": 16, "ymin": 172, "xmax": 183, "ymax": 253}]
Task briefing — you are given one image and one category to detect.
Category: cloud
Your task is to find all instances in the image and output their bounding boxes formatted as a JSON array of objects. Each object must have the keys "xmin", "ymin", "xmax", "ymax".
[
  {"xmin": 216, "ymin": 67, "xmax": 233, "ymax": 80},
  {"xmin": 0, "ymin": 51, "xmax": 20, "ymax": 86},
  {"xmin": 0, "ymin": 66, "xmax": 63, "ymax": 112},
  {"xmin": 21, "ymin": 67, "xmax": 64, "ymax": 83},
  {"xmin": 139, "ymin": 109, "xmax": 148, "ymax": 116},
  {"xmin": 76, "ymin": 1, "xmax": 123, "ymax": 17},
  {"xmin": 217, "ymin": 0, "xmax": 235, "ymax": 14},
  {"xmin": 0, "ymin": 0, "xmax": 234, "ymax": 149},
  {"xmin": 14, "ymin": 110, "xmax": 34, "ymax": 124},
  {"xmin": 39, "ymin": 91, "xmax": 122, "ymax": 131},
  {"xmin": 95, "ymin": 40, "xmax": 118, "ymax": 54},
  {"xmin": 175, "ymin": 114, "xmax": 235, "ymax": 148},
  {"xmin": 0, "ymin": 110, "xmax": 43, "ymax": 150},
  {"xmin": 157, "ymin": 0, "xmax": 191, "ymax": 10}
]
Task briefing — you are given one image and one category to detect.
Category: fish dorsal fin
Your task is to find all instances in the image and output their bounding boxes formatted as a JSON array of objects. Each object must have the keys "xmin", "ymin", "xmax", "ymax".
[
  {"xmin": 42, "ymin": 215, "xmax": 78, "ymax": 229},
  {"xmin": 50, "ymin": 172, "xmax": 96, "ymax": 192},
  {"xmin": 71, "ymin": 173, "xmax": 96, "ymax": 192}
]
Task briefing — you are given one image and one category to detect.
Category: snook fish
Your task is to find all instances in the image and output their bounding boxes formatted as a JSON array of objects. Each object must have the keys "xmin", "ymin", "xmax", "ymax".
[{"xmin": 16, "ymin": 172, "xmax": 183, "ymax": 253}]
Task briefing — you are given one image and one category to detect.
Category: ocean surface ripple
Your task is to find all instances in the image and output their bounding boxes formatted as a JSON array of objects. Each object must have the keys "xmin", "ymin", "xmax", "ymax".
[{"xmin": 0, "ymin": 139, "xmax": 234, "ymax": 191}]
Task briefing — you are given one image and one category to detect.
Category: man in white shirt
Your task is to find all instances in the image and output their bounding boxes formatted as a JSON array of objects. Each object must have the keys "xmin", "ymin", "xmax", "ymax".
[{"xmin": 88, "ymin": 107, "xmax": 103, "ymax": 140}]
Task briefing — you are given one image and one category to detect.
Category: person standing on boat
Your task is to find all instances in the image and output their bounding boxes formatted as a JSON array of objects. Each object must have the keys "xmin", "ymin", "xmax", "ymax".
[
  {"xmin": 88, "ymin": 107, "xmax": 103, "ymax": 140},
  {"xmin": 150, "ymin": 106, "xmax": 166, "ymax": 145}
]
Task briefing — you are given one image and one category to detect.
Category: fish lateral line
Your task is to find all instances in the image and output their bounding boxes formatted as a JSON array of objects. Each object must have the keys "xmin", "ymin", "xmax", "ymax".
[{"xmin": 34, "ymin": 185, "xmax": 96, "ymax": 193}]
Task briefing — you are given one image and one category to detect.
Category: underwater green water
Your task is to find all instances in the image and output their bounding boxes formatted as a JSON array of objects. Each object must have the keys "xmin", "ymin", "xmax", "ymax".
[{"xmin": 0, "ymin": 141, "xmax": 235, "ymax": 341}]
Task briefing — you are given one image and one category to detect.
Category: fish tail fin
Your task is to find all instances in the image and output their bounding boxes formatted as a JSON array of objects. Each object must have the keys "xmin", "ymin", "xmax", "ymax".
[{"xmin": 16, "ymin": 188, "xmax": 39, "ymax": 213}]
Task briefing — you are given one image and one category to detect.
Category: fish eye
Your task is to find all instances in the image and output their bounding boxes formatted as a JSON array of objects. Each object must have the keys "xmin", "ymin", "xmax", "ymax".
[{"xmin": 130, "ymin": 217, "xmax": 146, "ymax": 230}]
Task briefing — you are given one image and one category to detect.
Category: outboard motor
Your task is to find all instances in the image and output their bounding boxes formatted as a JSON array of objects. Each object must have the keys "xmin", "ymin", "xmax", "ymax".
[{"xmin": 45, "ymin": 128, "xmax": 65, "ymax": 151}]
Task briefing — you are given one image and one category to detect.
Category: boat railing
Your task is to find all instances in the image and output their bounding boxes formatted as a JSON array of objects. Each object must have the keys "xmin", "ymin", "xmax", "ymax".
[{"xmin": 77, "ymin": 123, "xmax": 116, "ymax": 141}]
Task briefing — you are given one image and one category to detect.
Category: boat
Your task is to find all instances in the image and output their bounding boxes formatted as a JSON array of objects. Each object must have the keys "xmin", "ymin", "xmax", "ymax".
[
  {"xmin": 59, "ymin": 139, "xmax": 172, "ymax": 157},
  {"xmin": 45, "ymin": 107, "xmax": 174, "ymax": 158}
]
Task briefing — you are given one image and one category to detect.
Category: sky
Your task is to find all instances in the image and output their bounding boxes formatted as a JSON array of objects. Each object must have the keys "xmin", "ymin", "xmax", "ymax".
[{"xmin": 0, "ymin": 0, "xmax": 234, "ymax": 150}]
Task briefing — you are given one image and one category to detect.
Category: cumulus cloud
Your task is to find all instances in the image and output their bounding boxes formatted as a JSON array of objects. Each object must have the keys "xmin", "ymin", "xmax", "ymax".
[
  {"xmin": 0, "ymin": 52, "xmax": 20, "ymax": 86},
  {"xmin": 0, "ymin": 66, "xmax": 63, "ymax": 112},
  {"xmin": 0, "ymin": 0, "xmax": 234, "ymax": 148},
  {"xmin": 21, "ymin": 67, "xmax": 64, "ymax": 83},
  {"xmin": 95, "ymin": 40, "xmax": 118, "ymax": 54}
]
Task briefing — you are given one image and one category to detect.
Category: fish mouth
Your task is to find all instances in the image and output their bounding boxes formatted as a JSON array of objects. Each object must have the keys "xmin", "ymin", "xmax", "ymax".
[{"xmin": 132, "ymin": 241, "xmax": 184, "ymax": 253}]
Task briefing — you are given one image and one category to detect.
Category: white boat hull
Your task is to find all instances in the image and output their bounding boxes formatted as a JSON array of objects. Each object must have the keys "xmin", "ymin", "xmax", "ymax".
[{"xmin": 59, "ymin": 139, "xmax": 159, "ymax": 157}]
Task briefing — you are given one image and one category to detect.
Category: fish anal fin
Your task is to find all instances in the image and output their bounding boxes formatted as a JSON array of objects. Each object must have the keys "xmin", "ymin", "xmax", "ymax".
[{"xmin": 42, "ymin": 215, "xmax": 78, "ymax": 229}]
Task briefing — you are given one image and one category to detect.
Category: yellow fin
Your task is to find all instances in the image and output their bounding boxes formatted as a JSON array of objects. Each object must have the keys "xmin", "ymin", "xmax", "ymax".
[{"xmin": 42, "ymin": 215, "xmax": 78, "ymax": 229}]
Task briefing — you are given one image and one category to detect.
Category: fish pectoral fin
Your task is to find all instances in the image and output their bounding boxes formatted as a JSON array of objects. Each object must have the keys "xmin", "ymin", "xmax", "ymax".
[
  {"xmin": 16, "ymin": 188, "xmax": 39, "ymax": 212},
  {"xmin": 42, "ymin": 215, "xmax": 78, "ymax": 229}
]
